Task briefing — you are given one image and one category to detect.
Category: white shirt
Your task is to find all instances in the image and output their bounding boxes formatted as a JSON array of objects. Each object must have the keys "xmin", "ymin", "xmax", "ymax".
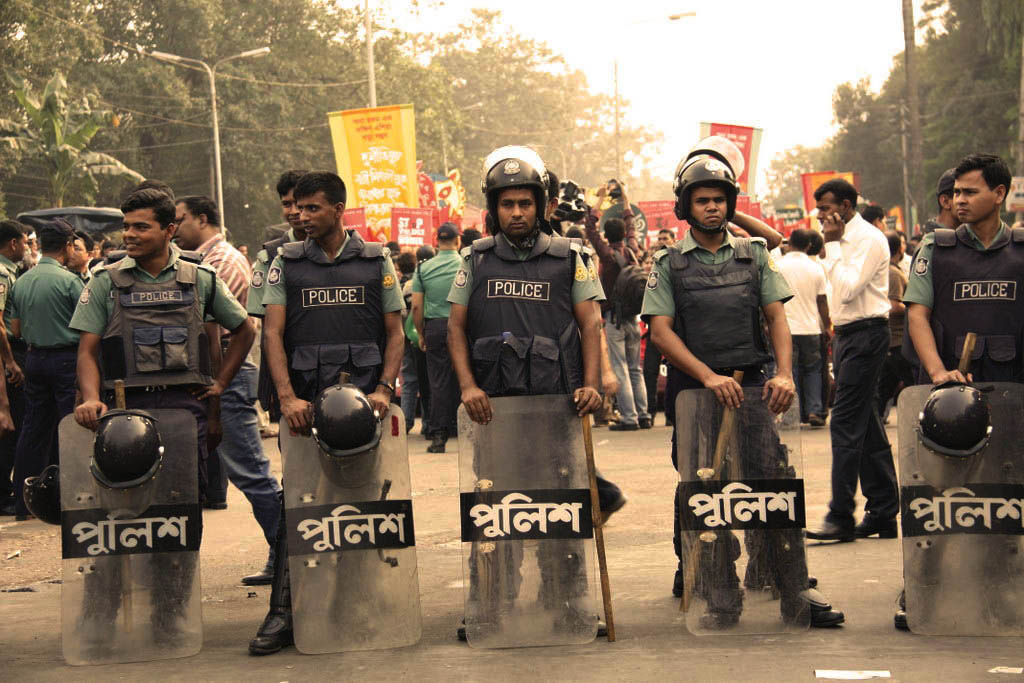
[
  {"xmin": 899, "ymin": 252, "xmax": 912, "ymax": 277},
  {"xmin": 821, "ymin": 212, "xmax": 891, "ymax": 326},
  {"xmin": 777, "ymin": 250, "xmax": 827, "ymax": 335}
]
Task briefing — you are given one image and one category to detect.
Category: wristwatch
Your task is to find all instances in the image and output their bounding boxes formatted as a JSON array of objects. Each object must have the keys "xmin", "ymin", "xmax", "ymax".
[{"xmin": 377, "ymin": 379, "xmax": 396, "ymax": 394}]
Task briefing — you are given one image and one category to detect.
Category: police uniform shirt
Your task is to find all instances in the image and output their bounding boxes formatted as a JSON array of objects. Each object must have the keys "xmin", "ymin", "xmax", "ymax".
[
  {"xmin": 411, "ymin": 248, "xmax": 461, "ymax": 319},
  {"xmin": 0, "ymin": 254, "xmax": 18, "ymax": 340},
  {"xmin": 70, "ymin": 245, "xmax": 247, "ymax": 336},
  {"xmin": 903, "ymin": 222, "xmax": 1009, "ymax": 309},
  {"xmin": 640, "ymin": 229, "xmax": 792, "ymax": 320},
  {"xmin": 446, "ymin": 232, "xmax": 603, "ymax": 307},
  {"xmin": 9, "ymin": 256, "xmax": 85, "ymax": 348},
  {"xmin": 261, "ymin": 232, "xmax": 406, "ymax": 314},
  {"xmin": 246, "ymin": 227, "xmax": 301, "ymax": 317}
]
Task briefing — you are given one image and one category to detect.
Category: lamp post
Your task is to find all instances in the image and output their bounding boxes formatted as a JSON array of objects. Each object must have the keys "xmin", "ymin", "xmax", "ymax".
[
  {"xmin": 148, "ymin": 47, "xmax": 271, "ymax": 228},
  {"xmin": 614, "ymin": 11, "xmax": 695, "ymax": 181},
  {"xmin": 366, "ymin": 0, "xmax": 377, "ymax": 108}
]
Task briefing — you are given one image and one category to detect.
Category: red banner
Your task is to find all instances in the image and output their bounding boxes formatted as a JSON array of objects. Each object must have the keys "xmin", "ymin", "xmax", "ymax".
[
  {"xmin": 749, "ymin": 200, "xmax": 762, "ymax": 221},
  {"xmin": 801, "ymin": 171, "xmax": 861, "ymax": 213},
  {"xmin": 417, "ymin": 171, "xmax": 437, "ymax": 209},
  {"xmin": 735, "ymin": 195, "xmax": 751, "ymax": 215},
  {"xmin": 391, "ymin": 207, "xmax": 435, "ymax": 247},
  {"xmin": 700, "ymin": 122, "xmax": 763, "ymax": 194},
  {"xmin": 343, "ymin": 207, "xmax": 374, "ymax": 241}
]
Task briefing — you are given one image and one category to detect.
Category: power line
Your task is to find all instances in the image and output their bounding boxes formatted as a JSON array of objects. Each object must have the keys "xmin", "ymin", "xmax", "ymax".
[{"xmin": 94, "ymin": 138, "xmax": 213, "ymax": 153}]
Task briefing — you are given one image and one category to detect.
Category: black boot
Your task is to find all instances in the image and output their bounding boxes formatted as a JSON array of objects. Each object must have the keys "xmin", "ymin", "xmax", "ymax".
[{"xmin": 248, "ymin": 501, "xmax": 293, "ymax": 655}]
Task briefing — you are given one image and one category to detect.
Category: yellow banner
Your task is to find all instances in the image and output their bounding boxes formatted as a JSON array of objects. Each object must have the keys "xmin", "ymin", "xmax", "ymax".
[{"xmin": 328, "ymin": 104, "xmax": 418, "ymax": 241}]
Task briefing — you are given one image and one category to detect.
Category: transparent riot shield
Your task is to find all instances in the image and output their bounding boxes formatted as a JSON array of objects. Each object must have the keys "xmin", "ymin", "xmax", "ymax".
[
  {"xmin": 676, "ymin": 388, "xmax": 809, "ymax": 635},
  {"xmin": 458, "ymin": 395, "xmax": 600, "ymax": 649},
  {"xmin": 898, "ymin": 382, "xmax": 1024, "ymax": 635},
  {"xmin": 59, "ymin": 410, "xmax": 201, "ymax": 665},
  {"xmin": 281, "ymin": 411, "xmax": 421, "ymax": 654}
]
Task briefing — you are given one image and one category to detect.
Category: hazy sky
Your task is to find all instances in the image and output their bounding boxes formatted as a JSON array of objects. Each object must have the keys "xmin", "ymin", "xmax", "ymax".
[{"xmin": 382, "ymin": 0, "xmax": 918, "ymax": 196}]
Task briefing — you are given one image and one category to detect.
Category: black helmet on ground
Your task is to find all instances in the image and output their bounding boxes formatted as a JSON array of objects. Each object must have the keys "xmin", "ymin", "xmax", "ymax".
[
  {"xmin": 481, "ymin": 146, "xmax": 549, "ymax": 229},
  {"xmin": 312, "ymin": 383, "xmax": 382, "ymax": 458},
  {"xmin": 917, "ymin": 381, "xmax": 992, "ymax": 458},
  {"xmin": 23, "ymin": 464, "xmax": 61, "ymax": 525},
  {"xmin": 672, "ymin": 154, "xmax": 739, "ymax": 229}
]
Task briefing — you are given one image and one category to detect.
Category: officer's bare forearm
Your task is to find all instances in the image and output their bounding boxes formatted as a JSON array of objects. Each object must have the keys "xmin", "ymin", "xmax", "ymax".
[
  {"xmin": 574, "ymin": 300, "xmax": 602, "ymax": 389},
  {"xmin": 411, "ymin": 293, "xmax": 425, "ymax": 342},
  {"xmin": 380, "ymin": 311, "xmax": 404, "ymax": 387},
  {"xmin": 76, "ymin": 333, "xmax": 104, "ymax": 402},
  {"xmin": 649, "ymin": 315, "xmax": 716, "ymax": 384},
  {"xmin": 264, "ymin": 305, "xmax": 297, "ymax": 401},
  {"xmin": 447, "ymin": 304, "xmax": 478, "ymax": 391},
  {"xmin": 763, "ymin": 301, "xmax": 793, "ymax": 378},
  {"xmin": 908, "ymin": 303, "xmax": 945, "ymax": 379},
  {"xmin": 0, "ymin": 321, "xmax": 14, "ymax": 370},
  {"xmin": 217, "ymin": 318, "xmax": 256, "ymax": 388},
  {"xmin": 731, "ymin": 212, "xmax": 782, "ymax": 250}
]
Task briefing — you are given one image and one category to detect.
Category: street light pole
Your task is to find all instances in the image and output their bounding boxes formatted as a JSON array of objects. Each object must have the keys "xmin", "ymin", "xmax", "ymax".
[
  {"xmin": 366, "ymin": 0, "xmax": 377, "ymax": 108},
  {"xmin": 148, "ymin": 47, "xmax": 270, "ymax": 229}
]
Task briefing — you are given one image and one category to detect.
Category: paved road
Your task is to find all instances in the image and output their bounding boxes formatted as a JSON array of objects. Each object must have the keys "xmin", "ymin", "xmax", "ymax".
[{"xmin": 2, "ymin": 412, "xmax": 1021, "ymax": 681}]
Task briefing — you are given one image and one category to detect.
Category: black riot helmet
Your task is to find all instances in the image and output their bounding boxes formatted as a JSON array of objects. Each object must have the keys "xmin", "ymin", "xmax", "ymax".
[
  {"xmin": 672, "ymin": 154, "xmax": 740, "ymax": 230},
  {"xmin": 91, "ymin": 410, "xmax": 163, "ymax": 488},
  {"xmin": 23, "ymin": 464, "xmax": 61, "ymax": 525},
  {"xmin": 481, "ymin": 146, "xmax": 549, "ymax": 230},
  {"xmin": 312, "ymin": 383, "xmax": 382, "ymax": 458},
  {"xmin": 917, "ymin": 382, "xmax": 992, "ymax": 458}
]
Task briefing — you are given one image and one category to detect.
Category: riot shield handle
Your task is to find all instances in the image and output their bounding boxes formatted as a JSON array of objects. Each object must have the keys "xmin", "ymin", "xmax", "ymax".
[
  {"xmin": 114, "ymin": 379, "xmax": 127, "ymax": 410},
  {"xmin": 582, "ymin": 414, "xmax": 616, "ymax": 642},
  {"xmin": 681, "ymin": 370, "xmax": 744, "ymax": 613},
  {"xmin": 111, "ymin": 378, "xmax": 132, "ymax": 629},
  {"xmin": 338, "ymin": 371, "xmax": 351, "ymax": 385},
  {"xmin": 958, "ymin": 332, "xmax": 977, "ymax": 376}
]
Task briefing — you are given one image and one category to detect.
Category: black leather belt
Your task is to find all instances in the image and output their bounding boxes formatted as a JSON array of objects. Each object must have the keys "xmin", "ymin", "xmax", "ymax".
[{"xmin": 834, "ymin": 317, "xmax": 887, "ymax": 335}]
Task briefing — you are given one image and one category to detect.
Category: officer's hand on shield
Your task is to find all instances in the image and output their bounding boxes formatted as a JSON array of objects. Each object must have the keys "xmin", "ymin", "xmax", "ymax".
[
  {"xmin": 704, "ymin": 373, "xmax": 743, "ymax": 409},
  {"xmin": 74, "ymin": 399, "xmax": 108, "ymax": 431},
  {"xmin": 930, "ymin": 368, "xmax": 971, "ymax": 385},
  {"xmin": 462, "ymin": 385, "xmax": 493, "ymax": 424},
  {"xmin": 281, "ymin": 396, "xmax": 313, "ymax": 434},
  {"xmin": 573, "ymin": 385, "xmax": 602, "ymax": 417},
  {"xmin": 366, "ymin": 389, "xmax": 391, "ymax": 417},
  {"xmin": 763, "ymin": 374, "xmax": 796, "ymax": 414}
]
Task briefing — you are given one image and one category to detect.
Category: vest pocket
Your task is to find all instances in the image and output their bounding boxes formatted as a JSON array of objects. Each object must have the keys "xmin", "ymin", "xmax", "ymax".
[
  {"xmin": 529, "ymin": 335, "xmax": 562, "ymax": 394},
  {"xmin": 132, "ymin": 327, "xmax": 165, "ymax": 373},
  {"xmin": 983, "ymin": 335, "xmax": 1016, "ymax": 363},
  {"xmin": 162, "ymin": 327, "xmax": 189, "ymax": 370}
]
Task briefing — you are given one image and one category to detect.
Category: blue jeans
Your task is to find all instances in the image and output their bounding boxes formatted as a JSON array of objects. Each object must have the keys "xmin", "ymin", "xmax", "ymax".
[
  {"xmin": 13, "ymin": 347, "xmax": 77, "ymax": 515},
  {"xmin": 604, "ymin": 313, "xmax": 650, "ymax": 425},
  {"xmin": 211, "ymin": 361, "xmax": 281, "ymax": 546},
  {"xmin": 792, "ymin": 334, "xmax": 823, "ymax": 419},
  {"xmin": 400, "ymin": 344, "xmax": 430, "ymax": 433}
]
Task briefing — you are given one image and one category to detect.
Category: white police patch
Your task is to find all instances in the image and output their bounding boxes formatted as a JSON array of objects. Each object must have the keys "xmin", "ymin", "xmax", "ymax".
[
  {"xmin": 647, "ymin": 271, "xmax": 659, "ymax": 290},
  {"xmin": 78, "ymin": 287, "xmax": 89, "ymax": 305},
  {"xmin": 454, "ymin": 269, "xmax": 468, "ymax": 288},
  {"xmin": 267, "ymin": 265, "xmax": 282, "ymax": 285},
  {"xmin": 914, "ymin": 257, "xmax": 929, "ymax": 276},
  {"xmin": 251, "ymin": 269, "xmax": 265, "ymax": 288}
]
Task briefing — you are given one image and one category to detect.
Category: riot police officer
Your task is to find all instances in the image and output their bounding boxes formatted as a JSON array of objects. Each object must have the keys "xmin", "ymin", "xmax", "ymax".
[
  {"xmin": 249, "ymin": 171, "xmax": 406, "ymax": 655},
  {"xmin": 0, "ymin": 219, "xmax": 27, "ymax": 515},
  {"xmin": 642, "ymin": 153, "xmax": 843, "ymax": 627}
]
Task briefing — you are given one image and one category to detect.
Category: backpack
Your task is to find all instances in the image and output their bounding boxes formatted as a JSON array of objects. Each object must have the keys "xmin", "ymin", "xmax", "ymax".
[{"xmin": 609, "ymin": 249, "xmax": 647, "ymax": 321}]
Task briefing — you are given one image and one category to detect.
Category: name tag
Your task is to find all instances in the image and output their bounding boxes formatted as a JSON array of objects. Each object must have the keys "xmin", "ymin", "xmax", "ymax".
[
  {"xmin": 486, "ymin": 278, "xmax": 550, "ymax": 301},
  {"xmin": 120, "ymin": 290, "xmax": 192, "ymax": 307},
  {"xmin": 302, "ymin": 286, "xmax": 365, "ymax": 307},
  {"xmin": 953, "ymin": 280, "xmax": 1017, "ymax": 301}
]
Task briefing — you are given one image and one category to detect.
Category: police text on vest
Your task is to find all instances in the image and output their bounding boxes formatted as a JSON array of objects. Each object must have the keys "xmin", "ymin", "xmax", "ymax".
[
  {"xmin": 486, "ymin": 279, "xmax": 550, "ymax": 301},
  {"xmin": 953, "ymin": 280, "xmax": 1017, "ymax": 302},
  {"xmin": 302, "ymin": 286, "xmax": 365, "ymax": 307}
]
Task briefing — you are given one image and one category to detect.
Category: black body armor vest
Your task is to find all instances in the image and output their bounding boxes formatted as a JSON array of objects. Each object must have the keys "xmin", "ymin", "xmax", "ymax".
[
  {"xmin": 467, "ymin": 232, "xmax": 583, "ymax": 396},
  {"xmin": 279, "ymin": 231, "xmax": 385, "ymax": 400},
  {"xmin": 256, "ymin": 231, "xmax": 300, "ymax": 417}
]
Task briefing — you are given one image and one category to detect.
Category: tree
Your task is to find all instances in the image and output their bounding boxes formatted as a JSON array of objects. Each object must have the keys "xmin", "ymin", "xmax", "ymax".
[{"xmin": 0, "ymin": 71, "xmax": 143, "ymax": 207}]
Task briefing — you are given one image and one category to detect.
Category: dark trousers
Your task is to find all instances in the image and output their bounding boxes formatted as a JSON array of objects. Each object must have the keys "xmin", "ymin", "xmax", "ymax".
[
  {"xmin": 876, "ymin": 344, "xmax": 914, "ymax": 417},
  {"xmin": 424, "ymin": 318, "xmax": 459, "ymax": 440},
  {"xmin": 642, "ymin": 336, "xmax": 661, "ymax": 418},
  {"xmin": 0, "ymin": 344, "xmax": 26, "ymax": 500},
  {"xmin": 792, "ymin": 334, "xmax": 824, "ymax": 419},
  {"xmin": 826, "ymin": 323, "xmax": 898, "ymax": 526},
  {"xmin": 12, "ymin": 347, "xmax": 77, "ymax": 515}
]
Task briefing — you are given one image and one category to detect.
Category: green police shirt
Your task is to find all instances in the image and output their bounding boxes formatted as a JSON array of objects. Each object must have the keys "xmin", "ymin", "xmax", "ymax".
[
  {"xmin": 69, "ymin": 245, "xmax": 248, "ymax": 336},
  {"xmin": 247, "ymin": 226, "xmax": 302, "ymax": 317},
  {"xmin": 446, "ymin": 233, "xmax": 603, "ymax": 307},
  {"xmin": 640, "ymin": 230, "xmax": 792, "ymax": 320},
  {"xmin": 262, "ymin": 233, "xmax": 405, "ymax": 313},
  {"xmin": 411, "ymin": 248, "xmax": 462, "ymax": 319},
  {"xmin": 0, "ymin": 254, "xmax": 19, "ymax": 340},
  {"xmin": 9, "ymin": 256, "xmax": 85, "ymax": 348},
  {"xmin": 903, "ymin": 223, "xmax": 1008, "ymax": 309}
]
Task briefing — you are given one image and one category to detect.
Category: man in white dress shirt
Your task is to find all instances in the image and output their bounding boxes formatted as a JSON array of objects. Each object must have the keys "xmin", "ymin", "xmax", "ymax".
[
  {"xmin": 805, "ymin": 179, "xmax": 898, "ymax": 543},
  {"xmin": 777, "ymin": 228, "xmax": 831, "ymax": 427}
]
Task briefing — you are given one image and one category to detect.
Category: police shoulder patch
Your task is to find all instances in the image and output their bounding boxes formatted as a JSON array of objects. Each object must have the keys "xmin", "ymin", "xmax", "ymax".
[
  {"xmin": 914, "ymin": 257, "xmax": 929, "ymax": 276},
  {"xmin": 0, "ymin": 282, "xmax": 6, "ymax": 298},
  {"xmin": 646, "ymin": 270, "xmax": 659, "ymax": 290},
  {"xmin": 766, "ymin": 254, "xmax": 779, "ymax": 272},
  {"xmin": 382, "ymin": 273, "xmax": 396, "ymax": 289},
  {"xmin": 267, "ymin": 265, "xmax": 282, "ymax": 285},
  {"xmin": 454, "ymin": 268, "xmax": 468, "ymax": 288},
  {"xmin": 588, "ymin": 260, "xmax": 598, "ymax": 281},
  {"xmin": 574, "ymin": 264, "xmax": 588, "ymax": 282},
  {"xmin": 78, "ymin": 287, "xmax": 90, "ymax": 305},
  {"xmin": 251, "ymin": 269, "xmax": 265, "ymax": 288}
]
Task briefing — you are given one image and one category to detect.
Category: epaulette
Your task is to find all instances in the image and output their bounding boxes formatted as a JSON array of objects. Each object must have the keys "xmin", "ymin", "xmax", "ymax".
[
  {"xmin": 934, "ymin": 228, "xmax": 957, "ymax": 247},
  {"xmin": 653, "ymin": 248, "xmax": 671, "ymax": 262},
  {"xmin": 177, "ymin": 249, "xmax": 203, "ymax": 265},
  {"xmin": 459, "ymin": 245, "xmax": 473, "ymax": 260}
]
